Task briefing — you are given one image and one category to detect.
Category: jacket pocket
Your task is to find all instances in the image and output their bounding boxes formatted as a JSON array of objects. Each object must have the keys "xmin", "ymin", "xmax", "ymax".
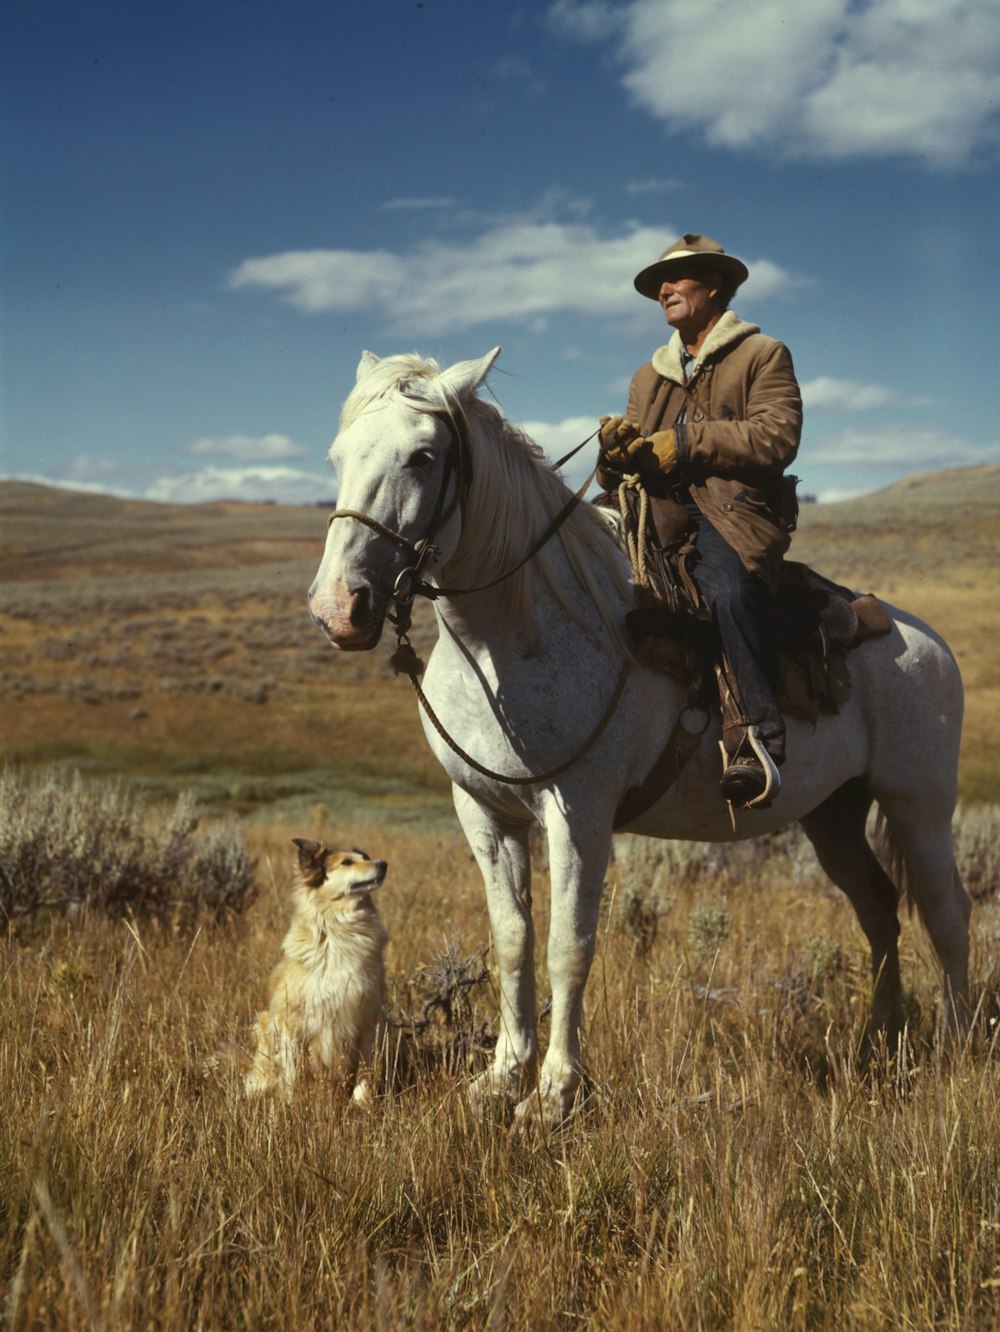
[{"xmin": 729, "ymin": 485, "xmax": 791, "ymax": 556}]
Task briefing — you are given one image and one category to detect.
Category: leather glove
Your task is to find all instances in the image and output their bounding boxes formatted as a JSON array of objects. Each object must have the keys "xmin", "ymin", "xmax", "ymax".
[
  {"xmin": 598, "ymin": 415, "xmax": 641, "ymax": 453},
  {"xmin": 603, "ymin": 427, "xmax": 678, "ymax": 475}
]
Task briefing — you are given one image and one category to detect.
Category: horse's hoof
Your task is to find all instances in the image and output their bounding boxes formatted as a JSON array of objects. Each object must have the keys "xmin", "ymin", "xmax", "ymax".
[
  {"xmin": 464, "ymin": 1069, "xmax": 519, "ymax": 1123},
  {"xmin": 510, "ymin": 1090, "xmax": 575, "ymax": 1140}
]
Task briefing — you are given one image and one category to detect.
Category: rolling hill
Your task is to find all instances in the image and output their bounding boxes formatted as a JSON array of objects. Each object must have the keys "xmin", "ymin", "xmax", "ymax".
[{"xmin": 1, "ymin": 464, "xmax": 997, "ymax": 809}]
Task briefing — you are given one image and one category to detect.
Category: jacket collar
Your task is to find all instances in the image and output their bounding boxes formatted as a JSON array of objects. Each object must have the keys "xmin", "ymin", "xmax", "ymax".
[{"xmin": 650, "ymin": 310, "xmax": 759, "ymax": 385}]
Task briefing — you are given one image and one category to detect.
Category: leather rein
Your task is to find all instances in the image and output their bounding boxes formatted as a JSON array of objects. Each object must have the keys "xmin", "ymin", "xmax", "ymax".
[
  {"xmin": 328, "ymin": 410, "xmax": 598, "ymax": 625},
  {"xmin": 326, "ymin": 403, "xmax": 707, "ymax": 819},
  {"xmin": 326, "ymin": 408, "xmax": 635, "ymax": 787}
]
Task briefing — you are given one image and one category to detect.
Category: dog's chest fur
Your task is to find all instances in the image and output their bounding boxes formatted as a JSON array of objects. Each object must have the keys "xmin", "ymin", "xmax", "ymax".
[{"xmin": 276, "ymin": 891, "xmax": 388, "ymax": 1042}]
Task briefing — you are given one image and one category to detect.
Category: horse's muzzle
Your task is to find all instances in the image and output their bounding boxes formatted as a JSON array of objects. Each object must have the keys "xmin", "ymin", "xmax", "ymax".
[{"xmin": 309, "ymin": 582, "xmax": 384, "ymax": 651}]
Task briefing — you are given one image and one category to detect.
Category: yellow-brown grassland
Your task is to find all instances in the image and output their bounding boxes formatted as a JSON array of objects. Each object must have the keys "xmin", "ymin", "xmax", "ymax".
[{"xmin": 2, "ymin": 468, "xmax": 1000, "ymax": 1330}]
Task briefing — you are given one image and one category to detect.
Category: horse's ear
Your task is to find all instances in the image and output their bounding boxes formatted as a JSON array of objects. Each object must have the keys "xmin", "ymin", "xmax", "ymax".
[
  {"xmin": 437, "ymin": 347, "xmax": 501, "ymax": 401},
  {"xmin": 356, "ymin": 350, "xmax": 381, "ymax": 383}
]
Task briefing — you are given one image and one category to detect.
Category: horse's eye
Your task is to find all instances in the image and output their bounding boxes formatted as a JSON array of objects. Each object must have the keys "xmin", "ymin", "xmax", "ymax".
[{"xmin": 407, "ymin": 449, "xmax": 434, "ymax": 470}]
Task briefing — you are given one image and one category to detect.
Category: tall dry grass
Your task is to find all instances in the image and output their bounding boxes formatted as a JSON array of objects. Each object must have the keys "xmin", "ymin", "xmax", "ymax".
[{"xmin": 4, "ymin": 813, "xmax": 1000, "ymax": 1330}]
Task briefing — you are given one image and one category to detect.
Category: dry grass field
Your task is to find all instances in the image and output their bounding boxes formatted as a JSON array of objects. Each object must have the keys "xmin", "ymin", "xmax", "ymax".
[{"xmin": 2, "ymin": 467, "xmax": 1000, "ymax": 1329}]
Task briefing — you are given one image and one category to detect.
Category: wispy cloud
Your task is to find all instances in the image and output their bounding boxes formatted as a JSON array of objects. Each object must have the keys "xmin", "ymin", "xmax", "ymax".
[
  {"xmin": 800, "ymin": 376, "xmax": 932, "ymax": 414},
  {"xmin": 550, "ymin": 0, "xmax": 1000, "ymax": 167},
  {"xmin": 548, "ymin": 0, "xmax": 622, "ymax": 43},
  {"xmin": 494, "ymin": 55, "xmax": 549, "ymax": 97},
  {"xmin": 145, "ymin": 465, "xmax": 333, "ymax": 505},
  {"xmin": 9, "ymin": 460, "xmax": 334, "ymax": 505},
  {"xmin": 10, "ymin": 472, "xmax": 137, "ymax": 500},
  {"xmin": 516, "ymin": 415, "xmax": 601, "ymax": 488},
  {"xmin": 808, "ymin": 425, "xmax": 997, "ymax": 467},
  {"xmin": 230, "ymin": 209, "xmax": 809, "ymax": 333},
  {"xmin": 185, "ymin": 433, "xmax": 309, "ymax": 461}
]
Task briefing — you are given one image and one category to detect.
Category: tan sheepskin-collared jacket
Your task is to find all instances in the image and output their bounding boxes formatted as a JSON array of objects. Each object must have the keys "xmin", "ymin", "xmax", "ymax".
[{"xmin": 624, "ymin": 310, "xmax": 803, "ymax": 592}]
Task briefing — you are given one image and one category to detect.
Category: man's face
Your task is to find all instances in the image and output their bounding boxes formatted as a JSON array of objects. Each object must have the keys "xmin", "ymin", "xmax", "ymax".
[{"xmin": 657, "ymin": 266, "xmax": 722, "ymax": 333}]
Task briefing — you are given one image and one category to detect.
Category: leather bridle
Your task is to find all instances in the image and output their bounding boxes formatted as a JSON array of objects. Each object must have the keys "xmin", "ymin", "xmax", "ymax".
[
  {"xmin": 326, "ymin": 405, "xmax": 596, "ymax": 628},
  {"xmin": 321, "ymin": 401, "xmax": 706, "ymax": 810}
]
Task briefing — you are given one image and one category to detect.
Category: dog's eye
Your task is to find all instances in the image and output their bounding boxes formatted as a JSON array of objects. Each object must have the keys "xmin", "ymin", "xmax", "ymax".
[{"xmin": 340, "ymin": 858, "xmax": 354, "ymax": 867}]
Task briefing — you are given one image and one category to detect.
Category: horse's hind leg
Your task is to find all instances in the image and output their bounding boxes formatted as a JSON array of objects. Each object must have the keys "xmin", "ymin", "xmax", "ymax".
[
  {"xmin": 871, "ymin": 792, "xmax": 971, "ymax": 1033},
  {"xmin": 800, "ymin": 778, "xmax": 904, "ymax": 1045}
]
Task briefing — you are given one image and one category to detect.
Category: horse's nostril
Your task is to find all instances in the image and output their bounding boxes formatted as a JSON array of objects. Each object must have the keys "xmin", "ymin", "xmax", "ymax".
[{"xmin": 348, "ymin": 587, "xmax": 371, "ymax": 627}]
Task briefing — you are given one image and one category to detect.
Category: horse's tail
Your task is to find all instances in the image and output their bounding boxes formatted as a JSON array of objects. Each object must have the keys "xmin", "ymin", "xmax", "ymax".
[{"xmin": 872, "ymin": 803, "xmax": 917, "ymax": 920}]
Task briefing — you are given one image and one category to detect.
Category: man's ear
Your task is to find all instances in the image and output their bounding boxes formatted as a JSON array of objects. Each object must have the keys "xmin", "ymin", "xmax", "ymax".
[{"xmin": 702, "ymin": 269, "xmax": 724, "ymax": 302}]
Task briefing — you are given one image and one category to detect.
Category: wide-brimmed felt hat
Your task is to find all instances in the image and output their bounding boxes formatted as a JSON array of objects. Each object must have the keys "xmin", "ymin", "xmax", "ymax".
[{"xmin": 633, "ymin": 233, "xmax": 749, "ymax": 300}]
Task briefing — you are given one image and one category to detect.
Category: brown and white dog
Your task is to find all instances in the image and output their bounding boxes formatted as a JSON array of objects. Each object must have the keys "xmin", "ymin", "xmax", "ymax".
[{"xmin": 244, "ymin": 838, "xmax": 388, "ymax": 1105}]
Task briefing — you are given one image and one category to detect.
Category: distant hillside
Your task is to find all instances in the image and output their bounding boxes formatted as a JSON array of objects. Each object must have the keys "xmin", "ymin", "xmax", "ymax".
[
  {"xmin": 3, "ymin": 461, "xmax": 998, "ymax": 581},
  {"xmin": 1, "ymin": 464, "xmax": 997, "ymax": 803},
  {"xmin": 0, "ymin": 479, "xmax": 327, "ymax": 583},
  {"xmin": 793, "ymin": 462, "xmax": 1000, "ymax": 587}
]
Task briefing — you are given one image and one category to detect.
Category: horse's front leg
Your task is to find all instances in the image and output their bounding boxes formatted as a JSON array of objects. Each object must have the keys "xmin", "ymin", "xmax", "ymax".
[
  {"xmin": 514, "ymin": 801, "xmax": 612, "ymax": 1134},
  {"xmin": 452, "ymin": 786, "xmax": 537, "ymax": 1110}
]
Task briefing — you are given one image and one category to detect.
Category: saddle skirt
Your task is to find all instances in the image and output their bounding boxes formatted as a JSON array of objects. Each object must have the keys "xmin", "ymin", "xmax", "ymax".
[{"xmin": 624, "ymin": 557, "xmax": 892, "ymax": 723}]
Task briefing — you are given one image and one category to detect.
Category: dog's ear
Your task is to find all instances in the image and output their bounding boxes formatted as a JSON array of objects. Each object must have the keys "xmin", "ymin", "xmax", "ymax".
[{"xmin": 292, "ymin": 838, "xmax": 327, "ymax": 876}]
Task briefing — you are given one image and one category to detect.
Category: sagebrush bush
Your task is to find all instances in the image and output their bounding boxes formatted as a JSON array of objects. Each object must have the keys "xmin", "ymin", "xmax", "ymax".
[
  {"xmin": 955, "ymin": 801, "xmax": 1000, "ymax": 900},
  {"xmin": 0, "ymin": 765, "xmax": 257, "ymax": 927}
]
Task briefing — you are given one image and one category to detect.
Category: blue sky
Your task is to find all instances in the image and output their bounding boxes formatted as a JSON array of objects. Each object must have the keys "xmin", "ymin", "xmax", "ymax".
[{"xmin": 3, "ymin": 0, "xmax": 998, "ymax": 505}]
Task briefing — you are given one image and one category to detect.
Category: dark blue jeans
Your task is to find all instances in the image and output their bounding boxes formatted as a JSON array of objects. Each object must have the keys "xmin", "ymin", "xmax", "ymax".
[{"xmin": 685, "ymin": 502, "xmax": 785, "ymax": 761}]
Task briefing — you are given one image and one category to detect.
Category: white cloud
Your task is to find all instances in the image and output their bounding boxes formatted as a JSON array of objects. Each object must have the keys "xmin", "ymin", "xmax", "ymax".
[
  {"xmin": 145, "ymin": 465, "xmax": 333, "ymax": 505},
  {"xmin": 814, "ymin": 486, "xmax": 872, "ymax": 504},
  {"xmin": 230, "ymin": 214, "xmax": 808, "ymax": 333},
  {"xmin": 8, "ymin": 463, "xmax": 334, "ymax": 505},
  {"xmin": 808, "ymin": 425, "xmax": 997, "ymax": 467},
  {"xmin": 185, "ymin": 432, "xmax": 308, "ymax": 461},
  {"xmin": 67, "ymin": 452, "xmax": 122, "ymax": 480},
  {"xmin": 517, "ymin": 415, "xmax": 602, "ymax": 488},
  {"xmin": 552, "ymin": 0, "xmax": 1000, "ymax": 167},
  {"xmin": 231, "ymin": 248, "xmax": 401, "ymax": 316},
  {"xmin": 801, "ymin": 376, "xmax": 899, "ymax": 414}
]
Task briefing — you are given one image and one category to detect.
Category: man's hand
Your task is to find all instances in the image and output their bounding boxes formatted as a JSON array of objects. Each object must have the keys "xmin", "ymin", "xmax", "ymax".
[
  {"xmin": 600, "ymin": 420, "xmax": 678, "ymax": 475},
  {"xmin": 598, "ymin": 415, "xmax": 641, "ymax": 453}
]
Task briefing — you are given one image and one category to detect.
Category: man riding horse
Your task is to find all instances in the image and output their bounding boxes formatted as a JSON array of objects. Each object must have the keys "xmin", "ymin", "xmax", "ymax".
[{"xmin": 598, "ymin": 233, "xmax": 802, "ymax": 809}]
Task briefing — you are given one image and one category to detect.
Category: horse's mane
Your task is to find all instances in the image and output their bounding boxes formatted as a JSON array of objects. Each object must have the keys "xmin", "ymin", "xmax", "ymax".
[{"xmin": 340, "ymin": 354, "xmax": 632, "ymax": 648}]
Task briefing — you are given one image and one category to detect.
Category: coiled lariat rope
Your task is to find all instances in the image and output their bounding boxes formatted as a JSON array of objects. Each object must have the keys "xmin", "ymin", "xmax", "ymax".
[{"xmin": 616, "ymin": 474, "xmax": 651, "ymax": 591}]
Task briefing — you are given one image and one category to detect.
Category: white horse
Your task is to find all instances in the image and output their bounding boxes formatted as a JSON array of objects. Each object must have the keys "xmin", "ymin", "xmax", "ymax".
[{"xmin": 309, "ymin": 347, "xmax": 970, "ymax": 1131}]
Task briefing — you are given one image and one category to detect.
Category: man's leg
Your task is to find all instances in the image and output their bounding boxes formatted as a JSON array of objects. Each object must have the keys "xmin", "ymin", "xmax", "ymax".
[{"xmin": 686, "ymin": 507, "xmax": 785, "ymax": 798}]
